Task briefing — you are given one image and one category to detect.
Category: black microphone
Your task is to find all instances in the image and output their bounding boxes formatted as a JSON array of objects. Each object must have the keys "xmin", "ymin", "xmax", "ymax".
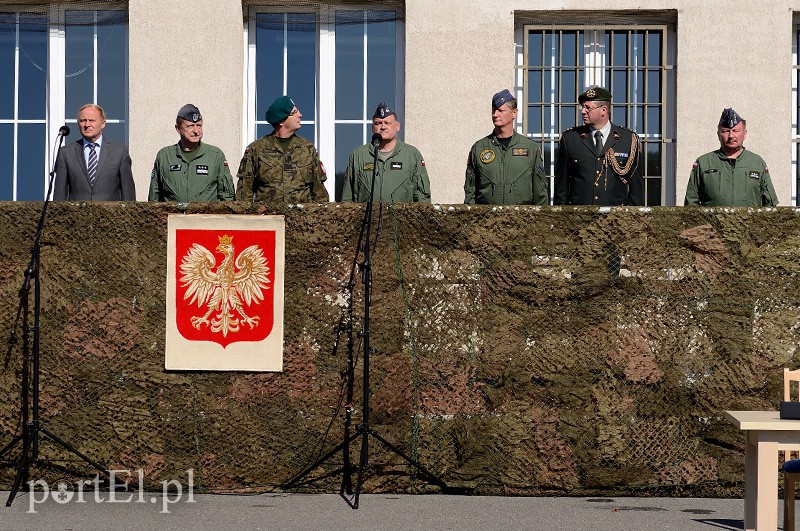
[
  {"xmin": 58, "ymin": 125, "xmax": 70, "ymax": 136},
  {"xmin": 371, "ymin": 133, "xmax": 381, "ymax": 147}
]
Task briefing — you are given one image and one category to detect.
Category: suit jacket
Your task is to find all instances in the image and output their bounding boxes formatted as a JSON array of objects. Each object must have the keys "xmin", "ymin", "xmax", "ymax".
[
  {"xmin": 53, "ymin": 138, "xmax": 136, "ymax": 201},
  {"xmin": 554, "ymin": 123, "xmax": 644, "ymax": 206}
]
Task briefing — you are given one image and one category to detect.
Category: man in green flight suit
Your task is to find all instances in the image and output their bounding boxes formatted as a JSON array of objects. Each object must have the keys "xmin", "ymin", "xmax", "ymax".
[
  {"xmin": 464, "ymin": 89, "xmax": 548, "ymax": 205},
  {"xmin": 149, "ymin": 104, "xmax": 235, "ymax": 202},
  {"xmin": 236, "ymin": 95, "xmax": 329, "ymax": 203},
  {"xmin": 554, "ymin": 86, "xmax": 644, "ymax": 206},
  {"xmin": 342, "ymin": 102, "xmax": 430, "ymax": 203},
  {"xmin": 684, "ymin": 108, "xmax": 778, "ymax": 207}
]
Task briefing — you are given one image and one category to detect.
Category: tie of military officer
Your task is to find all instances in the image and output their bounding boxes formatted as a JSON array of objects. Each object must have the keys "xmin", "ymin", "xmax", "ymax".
[{"xmin": 594, "ymin": 130, "xmax": 603, "ymax": 156}]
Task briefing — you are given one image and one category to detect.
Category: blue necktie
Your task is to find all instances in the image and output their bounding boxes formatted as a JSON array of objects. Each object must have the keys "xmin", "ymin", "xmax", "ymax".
[{"xmin": 87, "ymin": 143, "xmax": 98, "ymax": 186}]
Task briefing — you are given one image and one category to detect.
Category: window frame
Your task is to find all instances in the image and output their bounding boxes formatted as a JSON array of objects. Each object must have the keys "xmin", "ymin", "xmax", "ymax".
[
  {"xmin": 516, "ymin": 23, "xmax": 676, "ymax": 206},
  {"xmin": 0, "ymin": 4, "xmax": 128, "ymax": 201},
  {"xmin": 243, "ymin": 4, "xmax": 405, "ymax": 201}
]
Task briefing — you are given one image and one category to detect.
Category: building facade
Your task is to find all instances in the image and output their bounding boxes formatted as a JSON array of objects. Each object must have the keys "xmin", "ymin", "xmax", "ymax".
[{"xmin": 1, "ymin": 0, "xmax": 799, "ymax": 205}]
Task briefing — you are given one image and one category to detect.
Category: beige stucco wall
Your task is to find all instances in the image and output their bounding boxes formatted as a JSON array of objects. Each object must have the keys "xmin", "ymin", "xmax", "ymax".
[
  {"xmin": 128, "ymin": 0, "xmax": 243, "ymax": 200},
  {"xmin": 405, "ymin": 1, "xmax": 799, "ymax": 205}
]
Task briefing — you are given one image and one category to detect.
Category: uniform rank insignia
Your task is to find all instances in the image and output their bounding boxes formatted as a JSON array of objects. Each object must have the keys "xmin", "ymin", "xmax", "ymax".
[
  {"xmin": 704, "ymin": 169, "xmax": 719, "ymax": 174},
  {"xmin": 512, "ymin": 148, "xmax": 528, "ymax": 156},
  {"xmin": 391, "ymin": 162, "xmax": 403, "ymax": 170},
  {"xmin": 362, "ymin": 163, "xmax": 374, "ymax": 171},
  {"xmin": 170, "ymin": 164, "xmax": 182, "ymax": 172},
  {"xmin": 196, "ymin": 165, "xmax": 209, "ymax": 175},
  {"xmin": 479, "ymin": 149, "xmax": 496, "ymax": 164},
  {"xmin": 748, "ymin": 171, "xmax": 761, "ymax": 179}
]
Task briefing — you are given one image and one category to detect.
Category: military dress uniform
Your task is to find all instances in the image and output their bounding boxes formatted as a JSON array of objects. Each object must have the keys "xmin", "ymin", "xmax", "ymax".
[
  {"xmin": 342, "ymin": 140, "xmax": 430, "ymax": 203},
  {"xmin": 464, "ymin": 132, "xmax": 548, "ymax": 205},
  {"xmin": 236, "ymin": 133, "xmax": 329, "ymax": 203},
  {"xmin": 554, "ymin": 123, "xmax": 644, "ymax": 206},
  {"xmin": 149, "ymin": 142, "xmax": 235, "ymax": 202},
  {"xmin": 684, "ymin": 148, "xmax": 778, "ymax": 207}
]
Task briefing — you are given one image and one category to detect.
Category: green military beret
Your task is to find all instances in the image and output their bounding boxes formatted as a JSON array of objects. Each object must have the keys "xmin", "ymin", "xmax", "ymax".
[
  {"xmin": 578, "ymin": 86, "xmax": 612, "ymax": 104},
  {"xmin": 265, "ymin": 95, "xmax": 296, "ymax": 125}
]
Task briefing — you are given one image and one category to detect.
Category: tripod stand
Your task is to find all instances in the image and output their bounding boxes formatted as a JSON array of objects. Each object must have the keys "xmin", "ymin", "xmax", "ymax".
[
  {"xmin": 284, "ymin": 134, "xmax": 449, "ymax": 508},
  {"xmin": 0, "ymin": 126, "xmax": 108, "ymax": 506}
]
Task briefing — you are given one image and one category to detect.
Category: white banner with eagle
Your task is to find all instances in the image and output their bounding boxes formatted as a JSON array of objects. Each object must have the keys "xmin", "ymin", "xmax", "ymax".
[{"xmin": 166, "ymin": 214, "xmax": 285, "ymax": 371}]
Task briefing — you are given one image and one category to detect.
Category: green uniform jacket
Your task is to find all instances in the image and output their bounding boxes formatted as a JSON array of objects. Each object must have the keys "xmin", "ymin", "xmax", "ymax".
[
  {"xmin": 235, "ymin": 133, "xmax": 329, "ymax": 203},
  {"xmin": 554, "ymin": 123, "xmax": 644, "ymax": 206},
  {"xmin": 148, "ymin": 142, "xmax": 235, "ymax": 202},
  {"xmin": 684, "ymin": 148, "xmax": 778, "ymax": 207},
  {"xmin": 464, "ymin": 132, "xmax": 548, "ymax": 205},
  {"xmin": 341, "ymin": 140, "xmax": 431, "ymax": 203}
]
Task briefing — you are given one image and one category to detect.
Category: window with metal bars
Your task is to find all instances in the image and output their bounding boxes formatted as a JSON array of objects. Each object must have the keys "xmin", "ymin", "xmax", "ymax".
[{"xmin": 517, "ymin": 26, "xmax": 675, "ymax": 205}]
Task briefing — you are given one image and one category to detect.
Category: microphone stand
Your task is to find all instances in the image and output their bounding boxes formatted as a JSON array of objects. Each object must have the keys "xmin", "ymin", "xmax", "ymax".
[
  {"xmin": 284, "ymin": 134, "xmax": 450, "ymax": 508},
  {"xmin": 0, "ymin": 126, "xmax": 109, "ymax": 506}
]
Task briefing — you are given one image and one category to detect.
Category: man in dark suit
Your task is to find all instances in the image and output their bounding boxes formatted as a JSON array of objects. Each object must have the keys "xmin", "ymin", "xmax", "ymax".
[
  {"xmin": 53, "ymin": 103, "xmax": 135, "ymax": 201},
  {"xmin": 554, "ymin": 87, "xmax": 643, "ymax": 206}
]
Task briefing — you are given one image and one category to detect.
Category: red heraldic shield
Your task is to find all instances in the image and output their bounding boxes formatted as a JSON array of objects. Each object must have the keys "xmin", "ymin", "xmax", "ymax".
[{"xmin": 175, "ymin": 229, "xmax": 277, "ymax": 348}]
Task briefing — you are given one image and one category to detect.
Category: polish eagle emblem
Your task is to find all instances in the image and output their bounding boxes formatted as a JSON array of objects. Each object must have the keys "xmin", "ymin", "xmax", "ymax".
[{"xmin": 179, "ymin": 234, "xmax": 270, "ymax": 337}]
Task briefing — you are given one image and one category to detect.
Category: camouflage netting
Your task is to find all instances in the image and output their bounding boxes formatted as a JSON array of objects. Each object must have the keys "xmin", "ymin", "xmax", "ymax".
[{"xmin": 0, "ymin": 201, "xmax": 797, "ymax": 497}]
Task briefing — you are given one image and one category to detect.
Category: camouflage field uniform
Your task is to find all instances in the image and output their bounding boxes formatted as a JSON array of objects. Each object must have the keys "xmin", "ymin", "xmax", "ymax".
[{"xmin": 235, "ymin": 133, "xmax": 329, "ymax": 203}]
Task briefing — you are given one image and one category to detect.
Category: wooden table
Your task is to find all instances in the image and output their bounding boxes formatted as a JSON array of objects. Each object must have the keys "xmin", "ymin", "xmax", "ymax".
[{"xmin": 725, "ymin": 410, "xmax": 800, "ymax": 530}]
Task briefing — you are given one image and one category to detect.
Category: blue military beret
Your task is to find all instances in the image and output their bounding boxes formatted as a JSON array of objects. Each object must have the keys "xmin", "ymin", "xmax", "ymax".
[
  {"xmin": 265, "ymin": 96, "xmax": 296, "ymax": 125},
  {"xmin": 373, "ymin": 102, "xmax": 396, "ymax": 119},
  {"xmin": 719, "ymin": 108, "xmax": 743, "ymax": 128},
  {"xmin": 492, "ymin": 89, "xmax": 515, "ymax": 109},
  {"xmin": 177, "ymin": 104, "xmax": 201, "ymax": 123}
]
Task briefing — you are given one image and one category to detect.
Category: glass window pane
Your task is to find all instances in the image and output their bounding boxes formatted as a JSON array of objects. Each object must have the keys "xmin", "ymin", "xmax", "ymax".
[
  {"xmin": 17, "ymin": 19, "xmax": 46, "ymax": 121},
  {"xmin": 297, "ymin": 123, "xmax": 315, "ymax": 146},
  {"xmin": 612, "ymin": 69, "xmax": 627, "ymax": 102},
  {"xmin": 286, "ymin": 14, "xmax": 316, "ymax": 121},
  {"xmin": 256, "ymin": 123, "xmax": 271, "ymax": 139},
  {"xmin": 528, "ymin": 70, "xmax": 542, "ymax": 103},
  {"xmin": 103, "ymin": 122, "xmax": 126, "ymax": 145},
  {"xmin": 561, "ymin": 31, "xmax": 576, "ymax": 67},
  {"xmin": 543, "ymin": 74, "xmax": 558, "ymax": 103},
  {"xmin": 560, "ymin": 106, "xmax": 575, "ymax": 131},
  {"xmin": 96, "ymin": 16, "xmax": 128, "ymax": 119},
  {"xmin": 645, "ymin": 177, "xmax": 662, "ymax": 206},
  {"xmin": 613, "ymin": 105, "xmax": 627, "ymax": 128},
  {"xmin": 646, "ymin": 106, "xmax": 661, "ymax": 136},
  {"xmin": 336, "ymin": 13, "xmax": 364, "ymax": 120},
  {"xmin": 528, "ymin": 31, "xmax": 542, "ymax": 67},
  {"xmin": 366, "ymin": 13, "xmax": 396, "ymax": 114},
  {"xmin": 527, "ymin": 106, "xmax": 542, "ymax": 135},
  {"xmin": 630, "ymin": 70, "xmax": 644, "ymax": 103},
  {"xmin": 18, "ymin": 123, "xmax": 44, "ymax": 200},
  {"xmin": 647, "ymin": 32, "xmax": 662, "ymax": 66},
  {"xmin": 646, "ymin": 70, "xmax": 661, "ymax": 103},
  {"xmin": 630, "ymin": 105, "xmax": 643, "ymax": 132},
  {"xmin": 646, "ymin": 142, "xmax": 662, "ymax": 176},
  {"xmin": 255, "ymin": 14, "xmax": 286, "ymax": 116},
  {"xmin": 335, "ymin": 123, "xmax": 363, "ymax": 200},
  {"xmin": 0, "ymin": 18, "xmax": 21, "ymax": 120},
  {"xmin": 560, "ymin": 71, "xmax": 576, "ymax": 104},
  {"xmin": 65, "ymin": 13, "xmax": 94, "ymax": 114},
  {"xmin": 0, "ymin": 123, "xmax": 12, "ymax": 200},
  {"xmin": 612, "ymin": 32, "xmax": 626, "ymax": 66},
  {"xmin": 630, "ymin": 32, "xmax": 644, "ymax": 66},
  {"xmin": 544, "ymin": 31, "xmax": 558, "ymax": 67}
]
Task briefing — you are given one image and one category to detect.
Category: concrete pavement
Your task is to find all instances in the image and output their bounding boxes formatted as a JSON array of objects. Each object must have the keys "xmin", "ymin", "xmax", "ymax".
[{"xmin": 0, "ymin": 492, "xmax": 767, "ymax": 530}]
